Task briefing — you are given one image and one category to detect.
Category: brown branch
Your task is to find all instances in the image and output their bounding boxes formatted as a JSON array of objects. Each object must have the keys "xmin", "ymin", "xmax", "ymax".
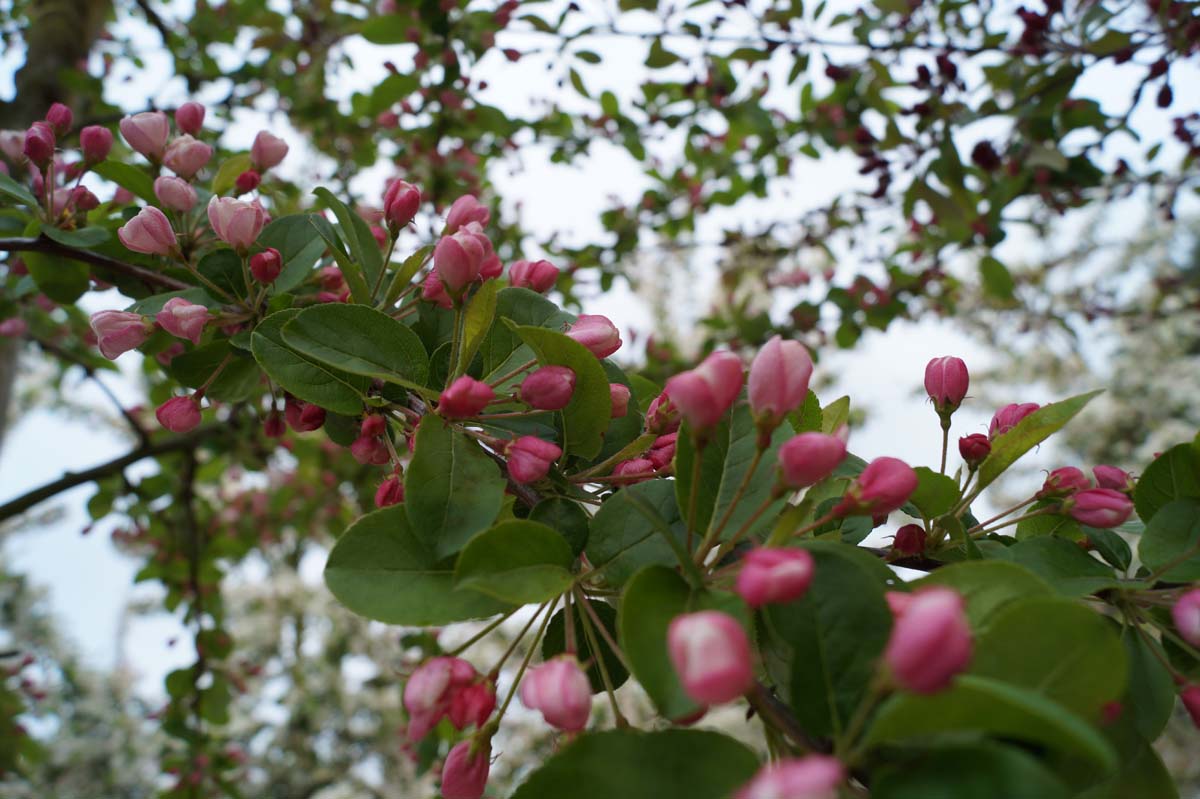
[
  {"xmin": 0, "ymin": 236, "xmax": 190, "ymax": 292},
  {"xmin": 746, "ymin": 681, "xmax": 829, "ymax": 753},
  {"xmin": 31, "ymin": 336, "xmax": 150, "ymax": 445}
]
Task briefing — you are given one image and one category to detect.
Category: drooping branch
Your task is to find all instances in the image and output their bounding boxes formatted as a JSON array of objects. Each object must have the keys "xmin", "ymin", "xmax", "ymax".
[{"xmin": 0, "ymin": 236, "xmax": 191, "ymax": 292}]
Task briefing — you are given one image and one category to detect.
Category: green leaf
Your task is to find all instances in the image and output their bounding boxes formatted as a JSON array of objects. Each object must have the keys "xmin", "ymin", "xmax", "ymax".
[
  {"xmin": 976, "ymin": 391, "xmax": 1102, "ymax": 489},
  {"xmin": 866, "ymin": 675, "xmax": 1118, "ymax": 772},
  {"xmin": 646, "ymin": 38, "xmax": 681, "ymax": 68},
  {"xmin": 789, "ymin": 390, "xmax": 823, "ymax": 433},
  {"xmin": 910, "ymin": 467, "xmax": 960, "ymax": 518},
  {"xmin": 674, "ymin": 418, "xmax": 729, "ymax": 536},
  {"xmin": 168, "ymin": 341, "xmax": 260, "ymax": 403},
  {"xmin": 543, "ymin": 600, "xmax": 628, "ymax": 693},
  {"xmin": 587, "ymin": 481, "xmax": 687, "ymax": 588},
  {"xmin": 618, "ymin": 566, "xmax": 701, "ymax": 719},
  {"xmin": 762, "ymin": 543, "xmax": 892, "ymax": 737},
  {"xmin": 210, "ymin": 153, "xmax": 252, "ymax": 197},
  {"xmin": 915, "ymin": 560, "xmax": 1053, "ymax": 628},
  {"xmin": 281, "ymin": 303, "xmax": 429, "ymax": 391},
  {"xmin": 41, "ymin": 226, "xmax": 109, "ymax": 248},
  {"xmin": 258, "ymin": 214, "xmax": 328, "ymax": 293},
  {"xmin": 1138, "ymin": 498, "xmax": 1200, "ymax": 582},
  {"xmin": 197, "ymin": 248, "xmax": 245, "ymax": 299},
  {"xmin": 529, "ymin": 496, "xmax": 590, "ymax": 556},
  {"xmin": 312, "ymin": 187, "xmax": 383, "ymax": 300},
  {"xmin": 360, "ymin": 14, "xmax": 408, "ymax": 43},
  {"xmin": 382, "ymin": 244, "xmax": 432, "ymax": 307},
  {"xmin": 309, "ymin": 214, "xmax": 372, "ymax": 303},
  {"xmin": 1134, "ymin": 444, "xmax": 1200, "ymax": 523},
  {"xmin": 480, "ymin": 287, "xmax": 573, "ymax": 380},
  {"xmin": 1084, "ymin": 526, "xmax": 1132, "ymax": 571},
  {"xmin": 250, "ymin": 309, "xmax": 368, "ymax": 415},
  {"xmin": 1002, "ymin": 537, "xmax": 1120, "ymax": 596},
  {"xmin": 0, "ymin": 172, "xmax": 38, "ymax": 206},
  {"xmin": 22, "ymin": 249, "xmax": 89, "ymax": 303},
  {"xmin": 872, "ymin": 743, "xmax": 1070, "ymax": 799},
  {"xmin": 404, "ymin": 415, "xmax": 505, "ymax": 559},
  {"xmin": 454, "ymin": 520, "xmax": 574, "ymax": 604},
  {"xmin": 820, "ymin": 395, "xmax": 850, "ymax": 434},
  {"xmin": 509, "ymin": 322, "xmax": 610, "ymax": 459},
  {"xmin": 1121, "ymin": 626, "xmax": 1176, "ymax": 740},
  {"xmin": 705, "ymin": 406, "xmax": 791, "ymax": 542},
  {"xmin": 91, "ymin": 160, "xmax": 156, "ymax": 202},
  {"xmin": 979, "ymin": 255, "xmax": 1017, "ymax": 303},
  {"xmin": 457, "ymin": 279, "xmax": 498, "ymax": 375},
  {"xmin": 1015, "ymin": 504, "xmax": 1082, "ymax": 540},
  {"xmin": 324, "ymin": 504, "xmax": 510, "ymax": 625},
  {"xmin": 509, "ymin": 729, "xmax": 758, "ymax": 799},
  {"xmin": 1076, "ymin": 734, "xmax": 1178, "ymax": 799}
]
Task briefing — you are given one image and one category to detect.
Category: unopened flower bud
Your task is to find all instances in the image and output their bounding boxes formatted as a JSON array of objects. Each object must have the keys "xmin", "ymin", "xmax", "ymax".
[
  {"xmin": 119, "ymin": 111, "xmax": 170, "ymax": 161},
  {"xmin": 235, "ymin": 169, "xmax": 261, "ymax": 194},
  {"xmin": 988, "ymin": 402, "xmax": 1040, "ymax": 439},
  {"xmin": 1037, "ymin": 466, "xmax": 1091, "ymax": 499},
  {"xmin": 22, "ymin": 123, "xmax": 55, "ymax": 168},
  {"xmin": 507, "ymin": 436, "xmax": 562, "ymax": 484},
  {"xmin": 748, "ymin": 335, "xmax": 813, "ymax": 431},
  {"xmin": 439, "ymin": 376, "xmax": 494, "ymax": 419},
  {"xmin": 154, "ymin": 176, "xmax": 198, "ymax": 211},
  {"xmin": 1093, "ymin": 465, "xmax": 1134, "ymax": 493},
  {"xmin": 249, "ymin": 248, "xmax": 283, "ymax": 284},
  {"xmin": 1066, "ymin": 488, "xmax": 1133, "ymax": 528},
  {"xmin": 519, "ymin": 366, "xmax": 576, "ymax": 410},
  {"xmin": 79, "ymin": 125, "xmax": 113, "ymax": 164},
  {"xmin": 163, "ymin": 134, "xmax": 213, "ymax": 179},
  {"xmin": 734, "ymin": 755, "xmax": 845, "ymax": 799},
  {"xmin": 958, "ymin": 433, "xmax": 990, "ymax": 467},
  {"xmin": 509, "ymin": 259, "xmax": 559, "ymax": 293},
  {"xmin": 735, "ymin": 548, "xmax": 815, "ymax": 608},
  {"xmin": 566, "ymin": 314, "xmax": 621, "ymax": 358},
  {"xmin": 892, "ymin": 524, "xmax": 927, "ymax": 557},
  {"xmin": 884, "ymin": 586, "xmax": 971, "ymax": 693},
  {"xmin": 155, "ymin": 297, "xmax": 208, "ymax": 345},
  {"xmin": 609, "ymin": 383, "xmax": 631, "ymax": 418},
  {"xmin": 45, "ymin": 103, "xmax": 73, "ymax": 137},
  {"xmin": 445, "ymin": 194, "xmax": 490, "ymax": 232},
  {"xmin": 156, "ymin": 396, "xmax": 202, "ymax": 433},
  {"xmin": 175, "ymin": 102, "xmax": 206, "ymax": 135},
  {"xmin": 667, "ymin": 610, "xmax": 753, "ymax": 705},
  {"xmin": 834, "ymin": 457, "xmax": 918, "ymax": 517},
  {"xmin": 250, "ymin": 130, "xmax": 289, "ymax": 171},
  {"xmin": 375, "ymin": 473, "xmax": 405, "ymax": 508},
  {"xmin": 664, "ymin": 351, "xmax": 744, "ymax": 430},
  {"xmin": 778, "ymin": 432, "xmax": 847, "ymax": 489},
  {"xmin": 441, "ymin": 739, "xmax": 490, "ymax": 799},
  {"xmin": 520, "ymin": 656, "xmax": 592, "ymax": 731},
  {"xmin": 90, "ymin": 310, "xmax": 152, "ymax": 359},
  {"xmin": 924, "ymin": 356, "xmax": 969, "ymax": 415}
]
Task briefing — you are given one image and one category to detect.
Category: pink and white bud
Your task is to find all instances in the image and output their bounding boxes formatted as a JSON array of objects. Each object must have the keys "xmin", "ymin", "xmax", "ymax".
[
  {"xmin": 834, "ymin": 457, "xmax": 918, "ymax": 517},
  {"xmin": 506, "ymin": 436, "xmax": 562, "ymax": 484},
  {"xmin": 958, "ymin": 433, "xmax": 991, "ymax": 467},
  {"xmin": 667, "ymin": 610, "xmax": 754, "ymax": 705},
  {"xmin": 119, "ymin": 112, "xmax": 170, "ymax": 161},
  {"xmin": 566, "ymin": 314, "xmax": 622, "ymax": 358},
  {"xmin": 156, "ymin": 396, "xmax": 202, "ymax": 433},
  {"xmin": 1037, "ymin": 466, "xmax": 1091, "ymax": 499},
  {"xmin": 250, "ymin": 130, "xmax": 289, "ymax": 171},
  {"xmin": 645, "ymin": 391, "xmax": 680, "ymax": 435},
  {"xmin": 1066, "ymin": 488, "xmax": 1133, "ymax": 528},
  {"xmin": 609, "ymin": 383, "xmax": 631, "ymax": 418},
  {"xmin": 519, "ymin": 656, "xmax": 592, "ymax": 731},
  {"xmin": 118, "ymin": 206, "xmax": 177, "ymax": 255},
  {"xmin": 174, "ymin": 102, "xmax": 206, "ymax": 136},
  {"xmin": 79, "ymin": 125, "xmax": 113, "ymax": 164},
  {"xmin": 154, "ymin": 176, "xmax": 198, "ymax": 211},
  {"xmin": 90, "ymin": 310, "xmax": 152, "ymax": 359},
  {"xmin": 249, "ymin": 248, "xmax": 283, "ymax": 284},
  {"xmin": 735, "ymin": 755, "xmax": 845, "ymax": 799},
  {"xmin": 403, "ymin": 656, "xmax": 477, "ymax": 740},
  {"xmin": 988, "ymin": 402, "xmax": 1040, "ymax": 439},
  {"xmin": 441, "ymin": 739, "xmax": 491, "ymax": 799},
  {"xmin": 509, "ymin": 259, "xmax": 559, "ymax": 293},
  {"xmin": 885, "ymin": 586, "xmax": 971, "ymax": 694},
  {"xmin": 69, "ymin": 186, "xmax": 99, "ymax": 212},
  {"xmin": 1172, "ymin": 589, "xmax": 1200, "ymax": 648},
  {"xmin": 162, "ymin": 134, "xmax": 212, "ymax": 179},
  {"xmin": 613, "ymin": 457, "xmax": 655, "ymax": 483},
  {"xmin": 648, "ymin": 432, "xmax": 678, "ymax": 471},
  {"xmin": 778, "ymin": 432, "xmax": 847, "ymax": 489},
  {"xmin": 924, "ymin": 356, "xmax": 969, "ymax": 415},
  {"xmin": 22, "ymin": 123, "xmax": 55, "ymax": 168},
  {"xmin": 445, "ymin": 194, "xmax": 490, "ymax": 232},
  {"xmin": 156, "ymin": 297, "xmax": 208, "ymax": 345},
  {"xmin": 735, "ymin": 548, "xmax": 815, "ymax": 608},
  {"xmin": 748, "ymin": 335, "xmax": 813, "ymax": 429},
  {"xmin": 207, "ymin": 196, "xmax": 266, "ymax": 251},
  {"xmin": 892, "ymin": 524, "xmax": 927, "ymax": 557},
  {"xmin": 383, "ymin": 179, "xmax": 421, "ymax": 231},
  {"xmin": 421, "ymin": 270, "xmax": 453, "ymax": 309},
  {"xmin": 438, "ymin": 376, "xmax": 494, "ymax": 418},
  {"xmin": 1093, "ymin": 465, "xmax": 1134, "ymax": 493},
  {"xmin": 45, "ymin": 103, "xmax": 73, "ymax": 137},
  {"xmin": 664, "ymin": 351, "xmax": 744, "ymax": 430},
  {"xmin": 448, "ymin": 680, "xmax": 496, "ymax": 730},
  {"xmin": 433, "ymin": 231, "xmax": 485, "ymax": 295},
  {"xmin": 519, "ymin": 366, "xmax": 576, "ymax": 410}
]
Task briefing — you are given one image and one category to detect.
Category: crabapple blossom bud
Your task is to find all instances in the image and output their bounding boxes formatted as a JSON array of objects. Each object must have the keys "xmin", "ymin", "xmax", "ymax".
[
  {"xmin": 154, "ymin": 176, "xmax": 198, "ymax": 211},
  {"xmin": 118, "ymin": 206, "xmax": 177, "ymax": 255},
  {"xmin": 748, "ymin": 335, "xmax": 813, "ymax": 430},
  {"xmin": 448, "ymin": 680, "xmax": 495, "ymax": 730},
  {"xmin": 1038, "ymin": 466, "xmax": 1091, "ymax": 498},
  {"xmin": 988, "ymin": 402, "xmax": 1040, "ymax": 439},
  {"xmin": 1172, "ymin": 589, "xmax": 1200, "ymax": 647},
  {"xmin": 778, "ymin": 432, "xmax": 847, "ymax": 489},
  {"xmin": 648, "ymin": 432, "xmax": 678, "ymax": 471},
  {"xmin": 235, "ymin": 169, "xmax": 261, "ymax": 194},
  {"xmin": 70, "ymin": 186, "xmax": 99, "ymax": 212},
  {"xmin": 405, "ymin": 657, "xmax": 463, "ymax": 740},
  {"xmin": 924, "ymin": 356, "xmax": 969, "ymax": 415},
  {"xmin": 1182, "ymin": 685, "xmax": 1200, "ymax": 729},
  {"xmin": 439, "ymin": 376, "xmax": 494, "ymax": 418},
  {"xmin": 155, "ymin": 297, "xmax": 208, "ymax": 345},
  {"xmin": 162, "ymin": 135, "xmax": 212, "ymax": 179},
  {"xmin": 249, "ymin": 248, "xmax": 283, "ymax": 284},
  {"xmin": 45, "ymin": 103, "xmax": 73, "ymax": 137},
  {"xmin": 834, "ymin": 457, "xmax": 919, "ymax": 517},
  {"xmin": 1093, "ymin": 465, "xmax": 1134, "ymax": 493},
  {"xmin": 421, "ymin": 270, "xmax": 453, "ymax": 308},
  {"xmin": 0, "ymin": 318, "xmax": 28, "ymax": 337},
  {"xmin": 519, "ymin": 366, "xmax": 576, "ymax": 410},
  {"xmin": 734, "ymin": 755, "xmax": 845, "ymax": 799},
  {"xmin": 441, "ymin": 739, "xmax": 490, "ymax": 799},
  {"xmin": 667, "ymin": 610, "xmax": 754, "ymax": 705},
  {"xmin": 445, "ymin": 194, "xmax": 490, "ymax": 232},
  {"xmin": 207, "ymin": 196, "xmax": 266, "ymax": 251},
  {"xmin": 884, "ymin": 586, "xmax": 972, "ymax": 694},
  {"xmin": 1066, "ymin": 488, "xmax": 1133, "ymax": 528},
  {"xmin": 79, "ymin": 125, "xmax": 113, "ymax": 164},
  {"xmin": 609, "ymin": 383, "xmax": 631, "ymax": 418},
  {"xmin": 350, "ymin": 434, "xmax": 390, "ymax": 465},
  {"xmin": 885, "ymin": 591, "xmax": 913, "ymax": 618},
  {"xmin": 507, "ymin": 436, "xmax": 562, "ymax": 484},
  {"xmin": 519, "ymin": 656, "xmax": 592, "ymax": 731},
  {"xmin": 262, "ymin": 413, "xmax": 285, "ymax": 439},
  {"xmin": 735, "ymin": 547, "xmax": 815, "ymax": 608},
  {"xmin": 892, "ymin": 524, "xmax": 927, "ymax": 557},
  {"xmin": 175, "ymin": 102, "xmax": 206, "ymax": 135},
  {"xmin": 113, "ymin": 187, "xmax": 134, "ymax": 205},
  {"xmin": 509, "ymin": 259, "xmax": 559, "ymax": 293},
  {"xmin": 22, "ymin": 123, "xmax": 55, "ymax": 168},
  {"xmin": 567, "ymin": 314, "xmax": 621, "ymax": 358},
  {"xmin": 119, "ymin": 111, "xmax": 170, "ymax": 161},
  {"xmin": 664, "ymin": 351, "xmax": 744, "ymax": 430},
  {"xmin": 285, "ymin": 398, "xmax": 325, "ymax": 432},
  {"xmin": 383, "ymin": 179, "xmax": 420, "ymax": 231},
  {"xmin": 958, "ymin": 433, "xmax": 990, "ymax": 467},
  {"xmin": 613, "ymin": 457, "xmax": 655, "ymax": 483},
  {"xmin": 250, "ymin": 130, "xmax": 289, "ymax": 170},
  {"xmin": 360, "ymin": 415, "xmax": 387, "ymax": 438},
  {"xmin": 375, "ymin": 473, "xmax": 405, "ymax": 508},
  {"xmin": 90, "ymin": 310, "xmax": 152, "ymax": 359},
  {"xmin": 645, "ymin": 391, "xmax": 680, "ymax": 434},
  {"xmin": 156, "ymin": 396, "xmax": 202, "ymax": 433},
  {"xmin": 479, "ymin": 253, "xmax": 502, "ymax": 280},
  {"xmin": 433, "ymin": 230, "xmax": 485, "ymax": 295}
]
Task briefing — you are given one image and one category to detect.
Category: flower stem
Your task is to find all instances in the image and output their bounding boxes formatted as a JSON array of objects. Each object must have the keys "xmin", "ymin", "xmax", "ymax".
[
  {"xmin": 487, "ymin": 358, "xmax": 538, "ymax": 390},
  {"xmin": 493, "ymin": 599, "xmax": 559, "ymax": 723},
  {"xmin": 446, "ymin": 608, "xmax": 520, "ymax": 657},
  {"xmin": 574, "ymin": 589, "xmax": 627, "ymax": 727},
  {"xmin": 697, "ymin": 447, "xmax": 763, "ymax": 562}
]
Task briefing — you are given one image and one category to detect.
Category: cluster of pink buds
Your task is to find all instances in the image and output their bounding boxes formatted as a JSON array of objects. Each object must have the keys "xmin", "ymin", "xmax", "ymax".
[
  {"xmin": 403, "ymin": 656, "xmax": 495, "ymax": 741},
  {"xmin": 351, "ymin": 415, "xmax": 391, "ymax": 465}
]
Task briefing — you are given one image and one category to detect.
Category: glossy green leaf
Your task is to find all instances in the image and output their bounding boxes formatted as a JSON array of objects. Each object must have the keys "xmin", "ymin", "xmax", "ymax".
[
  {"xmin": 381, "ymin": 243, "xmax": 431, "ymax": 307},
  {"xmin": 915, "ymin": 560, "xmax": 1053, "ymax": 628},
  {"xmin": 281, "ymin": 303, "xmax": 429, "ymax": 391},
  {"xmin": 820, "ymin": 395, "xmax": 851, "ymax": 435},
  {"xmin": 705, "ymin": 406, "xmax": 790, "ymax": 543},
  {"xmin": 258, "ymin": 214, "xmax": 328, "ymax": 293},
  {"xmin": 617, "ymin": 566, "xmax": 701, "ymax": 720},
  {"xmin": 41, "ymin": 225, "xmax": 109, "ymax": 248},
  {"xmin": 587, "ymin": 481, "xmax": 688, "ymax": 588},
  {"xmin": 1134, "ymin": 444, "xmax": 1200, "ymax": 524},
  {"xmin": 197, "ymin": 248, "xmax": 245, "ymax": 299},
  {"xmin": 211, "ymin": 153, "xmax": 252, "ymax": 196},
  {"xmin": 0, "ymin": 172, "xmax": 38, "ymax": 206},
  {"xmin": 457, "ymin": 278, "xmax": 498, "ymax": 375},
  {"xmin": 168, "ymin": 341, "xmax": 260, "ymax": 403},
  {"xmin": 872, "ymin": 743, "xmax": 1070, "ymax": 799},
  {"xmin": 23, "ymin": 249, "xmax": 90, "ymax": 303},
  {"xmin": 976, "ymin": 391, "xmax": 1102, "ymax": 489},
  {"xmin": 91, "ymin": 160, "xmax": 156, "ymax": 202},
  {"xmin": 250, "ymin": 309, "xmax": 368, "ymax": 415},
  {"xmin": 1002, "ymin": 536, "xmax": 1120, "ymax": 596},
  {"xmin": 529, "ymin": 496, "xmax": 590, "ymax": 556},
  {"xmin": 910, "ymin": 467, "xmax": 960, "ymax": 518},
  {"xmin": 1121, "ymin": 626, "xmax": 1176, "ymax": 740},
  {"xmin": 312, "ymin": 187, "xmax": 383, "ymax": 299},
  {"xmin": 309, "ymin": 214, "xmax": 371, "ymax": 303},
  {"xmin": 1138, "ymin": 498, "xmax": 1200, "ymax": 582},
  {"xmin": 454, "ymin": 520, "xmax": 574, "ymax": 604},
  {"xmin": 674, "ymin": 418, "xmax": 729, "ymax": 536},
  {"xmin": 481, "ymin": 287, "xmax": 572, "ymax": 380},
  {"xmin": 542, "ymin": 600, "xmax": 628, "ymax": 693}
]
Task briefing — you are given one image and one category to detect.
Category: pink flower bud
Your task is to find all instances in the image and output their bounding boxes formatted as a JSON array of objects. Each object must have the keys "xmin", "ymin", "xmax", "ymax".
[
  {"xmin": 958, "ymin": 433, "xmax": 990, "ymax": 467},
  {"xmin": 0, "ymin": 318, "xmax": 28, "ymax": 337},
  {"xmin": 885, "ymin": 591, "xmax": 913, "ymax": 618},
  {"xmin": 884, "ymin": 586, "xmax": 972, "ymax": 694},
  {"xmin": 448, "ymin": 680, "xmax": 496, "ymax": 730},
  {"xmin": 519, "ymin": 656, "xmax": 592, "ymax": 731},
  {"xmin": 249, "ymin": 248, "xmax": 283, "ymax": 284},
  {"xmin": 155, "ymin": 297, "xmax": 208, "ymax": 345},
  {"xmin": 924, "ymin": 356, "xmax": 969, "ymax": 414},
  {"xmin": 207, "ymin": 196, "xmax": 266, "ymax": 251},
  {"xmin": 613, "ymin": 457, "xmax": 655, "ymax": 483},
  {"xmin": 439, "ymin": 376, "xmax": 495, "ymax": 418},
  {"xmin": 404, "ymin": 657, "xmax": 457, "ymax": 740},
  {"xmin": 156, "ymin": 396, "xmax": 202, "ymax": 433},
  {"xmin": 375, "ymin": 473, "xmax": 405, "ymax": 508},
  {"xmin": 422, "ymin": 270, "xmax": 454, "ymax": 308},
  {"xmin": 235, "ymin": 169, "xmax": 261, "ymax": 194},
  {"xmin": 250, "ymin": 130, "xmax": 289, "ymax": 171},
  {"xmin": 119, "ymin": 111, "xmax": 170, "ymax": 161},
  {"xmin": 285, "ymin": 398, "xmax": 325, "ymax": 432},
  {"xmin": 735, "ymin": 547, "xmax": 815, "ymax": 608},
  {"xmin": 778, "ymin": 432, "xmax": 847, "ymax": 489},
  {"xmin": 384, "ymin": 179, "xmax": 421, "ymax": 231},
  {"xmin": 667, "ymin": 610, "xmax": 753, "ymax": 705},
  {"xmin": 735, "ymin": 755, "xmax": 845, "ymax": 799},
  {"xmin": 45, "ymin": 103, "xmax": 73, "ymax": 137},
  {"xmin": 1037, "ymin": 466, "xmax": 1090, "ymax": 499},
  {"xmin": 118, "ymin": 206, "xmax": 177, "ymax": 255},
  {"xmin": 748, "ymin": 335, "xmax": 813, "ymax": 428},
  {"xmin": 834, "ymin": 457, "xmax": 918, "ymax": 517},
  {"xmin": 648, "ymin": 432, "xmax": 678, "ymax": 471},
  {"xmin": 892, "ymin": 524, "xmax": 927, "ymax": 557},
  {"xmin": 262, "ymin": 413, "xmax": 285, "ymax": 438},
  {"xmin": 445, "ymin": 194, "xmax": 490, "ymax": 232},
  {"xmin": 664, "ymin": 351, "xmax": 744, "ymax": 430},
  {"xmin": 988, "ymin": 402, "xmax": 1040, "ymax": 439},
  {"xmin": 22, "ymin": 123, "xmax": 55, "ymax": 168},
  {"xmin": 441, "ymin": 739, "xmax": 490, "ymax": 799},
  {"xmin": 566, "ymin": 314, "xmax": 622, "ymax": 358},
  {"xmin": 645, "ymin": 391, "xmax": 680, "ymax": 435},
  {"xmin": 69, "ymin": 186, "xmax": 99, "ymax": 212},
  {"xmin": 509, "ymin": 259, "xmax": 559, "ymax": 293},
  {"xmin": 351, "ymin": 434, "xmax": 390, "ymax": 465},
  {"xmin": 1172, "ymin": 589, "xmax": 1200, "ymax": 647},
  {"xmin": 113, "ymin": 187, "xmax": 134, "ymax": 205},
  {"xmin": 154, "ymin": 176, "xmax": 198, "ymax": 211},
  {"xmin": 174, "ymin": 102, "xmax": 206, "ymax": 135},
  {"xmin": 519, "ymin": 366, "xmax": 576, "ymax": 410},
  {"xmin": 1093, "ymin": 465, "xmax": 1134, "ymax": 493},
  {"xmin": 434, "ymin": 230, "xmax": 486, "ymax": 295},
  {"xmin": 90, "ymin": 310, "xmax": 151, "ymax": 359},
  {"xmin": 479, "ymin": 253, "xmax": 502, "ymax": 280},
  {"xmin": 507, "ymin": 436, "xmax": 562, "ymax": 484},
  {"xmin": 609, "ymin": 383, "xmax": 631, "ymax": 418},
  {"xmin": 79, "ymin": 125, "xmax": 113, "ymax": 164},
  {"xmin": 162, "ymin": 135, "xmax": 212, "ymax": 179},
  {"xmin": 1066, "ymin": 488, "xmax": 1133, "ymax": 528},
  {"xmin": 1182, "ymin": 685, "xmax": 1200, "ymax": 729}
]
